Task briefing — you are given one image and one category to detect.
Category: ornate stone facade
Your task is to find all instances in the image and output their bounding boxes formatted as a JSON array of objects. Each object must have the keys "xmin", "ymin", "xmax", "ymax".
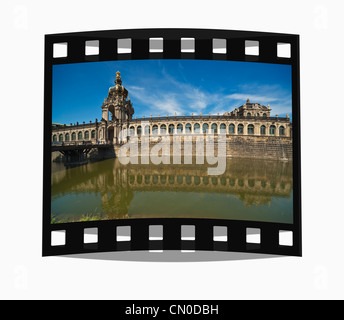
[{"xmin": 52, "ymin": 71, "xmax": 292, "ymax": 156}]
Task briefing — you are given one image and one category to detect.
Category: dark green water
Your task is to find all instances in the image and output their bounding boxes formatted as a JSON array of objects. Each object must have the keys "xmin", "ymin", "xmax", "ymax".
[{"xmin": 51, "ymin": 158, "xmax": 293, "ymax": 224}]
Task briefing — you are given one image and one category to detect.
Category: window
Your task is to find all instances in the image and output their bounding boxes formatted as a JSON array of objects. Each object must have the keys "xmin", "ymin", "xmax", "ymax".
[
  {"xmin": 185, "ymin": 123, "xmax": 192, "ymax": 133},
  {"xmin": 144, "ymin": 125, "xmax": 150, "ymax": 135},
  {"xmin": 168, "ymin": 124, "xmax": 174, "ymax": 134},
  {"xmin": 247, "ymin": 113, "xmax": 251, "ymax": 117},
  {"xmin": 202, "ymin": 123, "xmax": 209, "ymax": 133},
  {"xmin": 194, "ymin": 123, "xmax": 200, "ymax": 133},
  {"xmin": 72, "ymin": 132, "xmax": 76, "ymax": 140},
  {"xmin": 91, "ymin": 130, "xmax": 95, "ymax": 139},
  {"xmin": 160, "ymin": 124, "xmax": 167, "ymax": 134},
  {"xmin": 59, "ymin": 134, "xmax": 63, "ymax": 142},
  {"xmin": 78, "ymin": 132, "xmax": 82, "ymax": 140},
  {"xmin": 269, "ymin": 125, "xmax": 276, "ymax": 136},
  {"xmin": 247, "ymin": 124, "xmax": 254, "ymax": 134},
  {"xmin": 152, "ymin": 125, "xmax": 158, "ymax": 134},
  {"xmin": 238, "ymin": 124, "xmax": 244, "ymax": 134},
  {"xmin": 211, "ymin": 123, "xmax": 218, "ymax": 133},
  {"xmin": 53, "ymin": 135, "xmax": 57, "ymax": 142},
  {"xmin": 65, "ymin": 133, "xmax": 70, "ymax": 141},
  {"xmin": 177, "ymin": 123, "xmax": 183, "ymax": 133},
  {"xmin": 260, "ymin": 125, "xmax": 266, "ymax": 135},
  {"xmin": 263, "ymin": 113, "xmax": 267, "ymax": 118},
  {"xmin": 137, "ymin": 125, "xmax": 142, "ymax": 135},
  {"xmin": 84, "ymin": 131, "xmax": 89, "ymax": 139},
  {"xmin": 279, "ymin": 126, "xmax": 285, "ymax": 136},
  {"xmin": 220, "ymin": 123, "xmax": 226, "ymax": 133},
  {"xmin": 228, "ymin": 124, "xmax": 235, "ymax": 134}
]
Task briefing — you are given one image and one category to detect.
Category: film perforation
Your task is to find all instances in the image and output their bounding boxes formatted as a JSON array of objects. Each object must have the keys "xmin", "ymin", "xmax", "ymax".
[
  {"xmin": 46, "ymin": 220, "xmax": 298, "ymax": 256},
  {"xmin": 50, "ymin": 29, "xmax": 294, "ymax": 64}
]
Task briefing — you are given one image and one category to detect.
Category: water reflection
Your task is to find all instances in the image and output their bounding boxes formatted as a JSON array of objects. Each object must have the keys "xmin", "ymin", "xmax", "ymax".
[{"xmin": 51, "ymin": 158, "xmax": 293, "ymax": 224}]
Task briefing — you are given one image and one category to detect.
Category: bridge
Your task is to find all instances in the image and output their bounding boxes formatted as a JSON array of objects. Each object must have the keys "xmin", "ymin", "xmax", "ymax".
[{"xmin": 52, "ymin": 141, "xmax": 113, "ymax": 166}]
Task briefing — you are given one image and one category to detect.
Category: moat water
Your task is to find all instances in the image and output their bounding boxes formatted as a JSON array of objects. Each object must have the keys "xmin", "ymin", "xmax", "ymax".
[{"xmin": 51, "ymin": 157, "xmax": 293, "ymax": 224}]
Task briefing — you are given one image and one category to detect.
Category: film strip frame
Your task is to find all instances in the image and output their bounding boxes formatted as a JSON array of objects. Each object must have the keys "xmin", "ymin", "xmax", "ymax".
[{"xmin": 43, "ymin": 28, "xmax": 301, "ymax": 257}]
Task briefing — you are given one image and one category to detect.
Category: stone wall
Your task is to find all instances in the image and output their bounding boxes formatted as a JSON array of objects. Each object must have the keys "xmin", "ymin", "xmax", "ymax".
[
  {"xmin": 52, "ymin": 135, "xmax": 292, "ymax": 164},
  {"xmin": 114, "ymin": 135, "xmax": 293, "ymax": 161},
  {"xmin": 226, "ymin": 136, "xmax": 292, "ymax": 160},
  {"xmin": 52, "ymin": 151, "xmax": 64, "ymax": 162}
]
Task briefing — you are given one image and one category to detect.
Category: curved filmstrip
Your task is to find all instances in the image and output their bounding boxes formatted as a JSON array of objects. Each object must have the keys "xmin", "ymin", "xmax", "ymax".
[{"xmin": 43, "ymin": 28, "xmax": 301, "ymax": 257}]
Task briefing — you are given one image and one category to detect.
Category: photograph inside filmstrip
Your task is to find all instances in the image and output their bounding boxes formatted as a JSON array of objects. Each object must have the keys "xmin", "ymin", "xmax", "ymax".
[{"xmin": 51, "ymin": 59, "xmax": 293, "ymax": 224}]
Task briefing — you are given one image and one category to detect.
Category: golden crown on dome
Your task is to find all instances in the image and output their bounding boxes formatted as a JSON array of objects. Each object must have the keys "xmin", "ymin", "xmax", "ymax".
[{"xmin": 108, "ymin": 71, "xmax": 128, "ymax": 99}]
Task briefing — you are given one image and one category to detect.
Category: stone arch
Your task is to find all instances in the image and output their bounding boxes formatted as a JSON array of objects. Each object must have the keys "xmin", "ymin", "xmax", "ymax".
[
  {"xmin": 78, "ymin": 131, "xmax": 83, "ymax": 140},
  {"xmin": 211, "ymin": 123, "xmax": 218, "ymax": 133},
  {"xmin": 228, "ymin": 123, "xmax": 235, "ymax": 134},
  {"xmin": 59, "ymin": 134, "xmax": 63, "ymax": 142},
  {"xmin": 237, "ymin": 124, "xmax": 244, "ymax": 134},
  {"xmin": 127, "ymin": 126, "xmax": 133, "ymax": 136},
  {"xmin": 144, "ymin": 125, "xmax": 150, "ymax": 135},
  {"xmin": 219, "ymin": 123, "xmax": 226, "ymax": 133},
  {"xmin": 194, "ymin": 123, "xmax": 200, "ymax": 133},
  {"xmin": 185, "ymin": 123, "xmax": 192, "ymax": 133},
  {"xmin": 65, "ymin": 133, "xmax": 70, "ymax": 141},
  {"xmin": 260, "ymin": 125, "xmax": 266, "ymax": 135},
  {"xmin": 177, "ymin": 123, "xmax": 183, "ymax": 133},
  {"xmin": 152, "ymin": 124, "xmax": 159, "ymax": 134},
  {"xmin": 279, "ymin": 125, "xmax": 285, "ymax": 136},
  {"xmin": 53, "ymin": 134, "xmax": 57, "ymax": 142},
  {"xmin": 247, "ymin": 124, "xmax": 254, "ymax": 134},
  {"xmin": 202, "ymin": 123, "xmax": 209, "ymax": 133},
  {"xmin": 160, "ymin": 124, "xmax": 167, "ymax": 134},
  {"xmin": 137, "ymin": 125, "xmax": 142, "ymax": 135},
  {"xmin": 168, "ymin": 124, "xmax": 175, "ymax": 134},
  {"xmin": 107, "ymin": 126, "xmax": 114, "ymax": 142},
  {"xmin": 269, "ymin": 125, "xmax": 276, "ymax": 136},
  {"xmin": 84, "ymin": 131, "xmax": 89, "ymax": 139}
]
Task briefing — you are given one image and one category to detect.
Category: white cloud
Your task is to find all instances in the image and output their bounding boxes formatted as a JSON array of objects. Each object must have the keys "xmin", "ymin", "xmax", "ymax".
[
  {"xmin": 127, "ymin": 73, "xmax": 292, "ymax": 117},
  {"xmin": 225, "ymin": 93, "xmax": 279, "ymax": 103}
]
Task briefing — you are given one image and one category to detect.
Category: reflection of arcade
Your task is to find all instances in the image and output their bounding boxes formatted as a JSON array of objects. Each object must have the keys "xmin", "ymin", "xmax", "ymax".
[
  {"xmin": 127, "ymin": 159, "xmax": 292, "ymax": 207},
  {"xmin": 51, "ymin": 160, "xmax": 133, "ymax": 219},
  {"xmin": 51, "ymin": 158, "xmax": 293, "ymax": 219}
]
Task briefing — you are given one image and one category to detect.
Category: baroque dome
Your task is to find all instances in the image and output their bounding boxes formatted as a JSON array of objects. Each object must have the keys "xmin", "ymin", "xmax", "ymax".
[{"xmin": 108, "ymin": 71, "xmax": 128, "ymax": 99}]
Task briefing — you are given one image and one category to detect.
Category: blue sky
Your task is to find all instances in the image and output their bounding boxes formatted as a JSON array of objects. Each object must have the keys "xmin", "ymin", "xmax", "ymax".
[{"xmin": 52, "ymin": 59, "xmax": 292, "ymax": 124}]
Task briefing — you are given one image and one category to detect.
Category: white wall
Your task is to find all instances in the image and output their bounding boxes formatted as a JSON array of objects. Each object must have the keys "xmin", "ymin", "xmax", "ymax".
[{"xmin": 1, "ymin": 0, "xmax": 343, "ymax": 300}]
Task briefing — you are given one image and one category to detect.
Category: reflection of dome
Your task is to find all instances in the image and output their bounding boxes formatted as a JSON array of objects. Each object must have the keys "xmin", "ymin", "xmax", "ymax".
[{"xmin": 108, "ymin": 71, "xmax": 128, "ymax": 98}]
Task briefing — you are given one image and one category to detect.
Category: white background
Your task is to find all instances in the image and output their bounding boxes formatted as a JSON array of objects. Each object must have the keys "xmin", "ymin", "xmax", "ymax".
[{"xmin": 1, "ymin": 0, "xmax": 343, "ymax": 300}]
